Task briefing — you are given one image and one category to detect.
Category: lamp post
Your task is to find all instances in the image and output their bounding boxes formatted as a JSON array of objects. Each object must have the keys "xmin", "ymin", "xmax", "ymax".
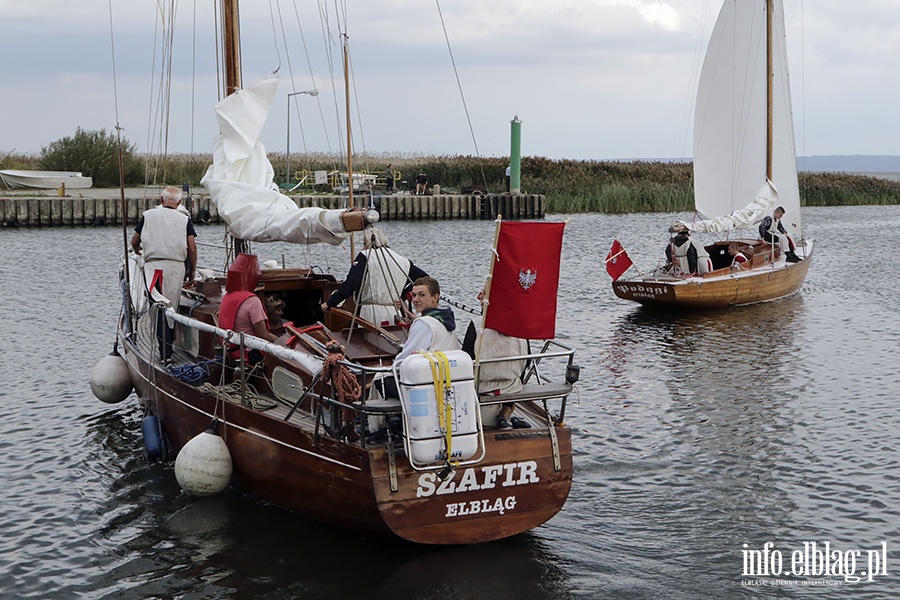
[{"xmin": 286, "ymin": 89, "xmax": 319, "ymax": 187}]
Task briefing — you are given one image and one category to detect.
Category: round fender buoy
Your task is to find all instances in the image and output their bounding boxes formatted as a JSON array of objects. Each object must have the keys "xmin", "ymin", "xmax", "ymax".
[
  {"xmin": 90, "ymin": 348, "xmax": 133, "ymax": 404},
  {"xmin": 174, "ymin": 421, "xmax": 233, "ymax": 496},
  {"xmin": 198, "ymin": 209, "xmax": 211, "ymax": 224}
]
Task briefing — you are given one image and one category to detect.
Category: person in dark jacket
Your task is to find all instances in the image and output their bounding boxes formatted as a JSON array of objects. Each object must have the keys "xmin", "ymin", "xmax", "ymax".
[
  {"xmin": 759, "ymin": 206, "xmax": 801, "ymax": 262},
  {"xmin": 321, "ymin": 228, "xmax": 428, "ymax": 325}
]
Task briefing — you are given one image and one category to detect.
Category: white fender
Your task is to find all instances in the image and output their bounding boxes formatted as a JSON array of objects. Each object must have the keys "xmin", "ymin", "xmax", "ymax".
[
  {"xmin": 90, "ymin": 350, "xmax": 133, "ymax": 404},
  {"xmin": 174, "ymin": 424, "xmax": 233, "ymax": 496}
]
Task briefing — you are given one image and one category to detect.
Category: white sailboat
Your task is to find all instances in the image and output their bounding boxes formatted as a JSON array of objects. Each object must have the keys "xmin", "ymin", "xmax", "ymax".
[{"xmin": 613, "ymin": 0, "xmax": 813, "ymax": 307}]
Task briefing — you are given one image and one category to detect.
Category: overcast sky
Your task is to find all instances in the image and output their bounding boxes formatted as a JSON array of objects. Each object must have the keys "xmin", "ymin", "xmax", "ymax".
[{"xmin": 2, "ymin": 0, "xmax": 899, "ymax": 162}]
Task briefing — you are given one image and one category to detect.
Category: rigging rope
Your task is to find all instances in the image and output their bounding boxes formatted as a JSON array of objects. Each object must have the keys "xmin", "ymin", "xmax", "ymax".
[{"xmin": 435, "ymin": 0, "xmax": 489, "ymax": 192}]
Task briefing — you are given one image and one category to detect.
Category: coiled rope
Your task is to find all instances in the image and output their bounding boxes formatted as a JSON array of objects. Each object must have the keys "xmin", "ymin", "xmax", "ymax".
[
  {"xmin": 199, "ymin": 380, "xmax": 277, "ymax": 411},
  {"xmin": 320, "ymin": 342, "xmax": 361, "ymax": 440}
]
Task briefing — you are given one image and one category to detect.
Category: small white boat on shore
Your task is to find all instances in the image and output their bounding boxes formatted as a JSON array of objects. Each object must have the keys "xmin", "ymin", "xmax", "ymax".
[{"xmin": 0, "ymin": 170, "xmax": 93, "ymax": 190}]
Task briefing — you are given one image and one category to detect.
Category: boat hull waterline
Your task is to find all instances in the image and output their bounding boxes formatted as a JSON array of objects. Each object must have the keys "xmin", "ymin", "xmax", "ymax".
[{"xmin": 614, "ymin": 243, "xmax": 814, "ymax": 308}]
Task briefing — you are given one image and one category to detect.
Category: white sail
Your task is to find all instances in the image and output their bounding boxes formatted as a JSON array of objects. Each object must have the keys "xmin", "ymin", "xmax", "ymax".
[
  {"xmin": 692, "ymin": 0, "xmax": 801, "ymax": 239},
  {"xmin": 201, "ymin": 74, "xmax": 351, "ymax": 245}
]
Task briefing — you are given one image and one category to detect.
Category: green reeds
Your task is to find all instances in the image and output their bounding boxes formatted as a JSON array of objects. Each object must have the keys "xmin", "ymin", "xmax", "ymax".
[{"xmin": 4, "ymin": 145, "xmax": 900, "ymax": 210}]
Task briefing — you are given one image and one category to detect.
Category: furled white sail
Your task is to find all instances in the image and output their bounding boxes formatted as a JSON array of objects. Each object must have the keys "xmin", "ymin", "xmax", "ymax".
[
  {"xmin": 201, "ymin": 74, "xmax": 351, "ymax": 244},
  {"xmin": 677, "ymin": 180, "xmax": 776, "ymax": 234},
  {"xmin": 691, "ymin": 0, "xmax": 801, "ymax": 239}
]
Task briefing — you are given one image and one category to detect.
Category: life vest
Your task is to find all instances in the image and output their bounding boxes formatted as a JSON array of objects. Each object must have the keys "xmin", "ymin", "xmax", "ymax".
[
  {"xmin": 764, "ymin": 216, "xmax": 783, "ymax": 237},
  {"xmin": 140, "ymin": 206, "xmax": 189, "ymax": 262},
  {"xmin": 671, "ymin": 236, "xmax": 711, "ymax": 274},
  {"xmin": 218, "ymin": 291, "xmax": 270, "ymax": 336},
  {"xmin": 218, "ymin": 291, "xmax": 268, "ymax": 361},
  {"xmin": 419, "ymin": 315, "xmax": 462, "ymax": 353}
]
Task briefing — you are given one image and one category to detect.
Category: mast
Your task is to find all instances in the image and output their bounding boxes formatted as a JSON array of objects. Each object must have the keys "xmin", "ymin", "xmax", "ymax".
[
  {"xmin": 342, "ymin": 33, "xmax": 356, "ymax": 256},
  {"xmin": 222, "ymin": 0, "xmax": 241, "ymax": 96},
  {"xmin": 765, "ymin": 0, "xmax": 773, "ymax": 182},
  {"xmin": 222, "ymin": 0, "xmax": 247, "ymax": 255}
]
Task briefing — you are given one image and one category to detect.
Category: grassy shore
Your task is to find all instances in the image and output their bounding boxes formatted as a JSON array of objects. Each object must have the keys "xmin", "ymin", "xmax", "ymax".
[{"xmin": 3, "ymin": 151, "xmax": 899, "ymax": 213}]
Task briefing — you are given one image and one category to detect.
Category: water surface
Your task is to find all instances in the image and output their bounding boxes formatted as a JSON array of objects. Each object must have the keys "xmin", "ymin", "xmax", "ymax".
[{"xmin": 0, "ymin": 205, "xmax": 896, "ymax": 598}]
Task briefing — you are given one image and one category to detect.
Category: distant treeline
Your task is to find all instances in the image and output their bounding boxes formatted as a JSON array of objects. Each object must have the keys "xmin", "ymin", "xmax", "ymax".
[{"xmin": 4, "ymin": 149, "xmax": 899, "ymax": 212}]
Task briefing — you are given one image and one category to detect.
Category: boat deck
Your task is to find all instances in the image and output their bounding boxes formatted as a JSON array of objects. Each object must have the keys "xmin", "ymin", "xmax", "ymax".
[{"xmin": 130, "ymin": 309, "xmax": 556, "ymax": 451}]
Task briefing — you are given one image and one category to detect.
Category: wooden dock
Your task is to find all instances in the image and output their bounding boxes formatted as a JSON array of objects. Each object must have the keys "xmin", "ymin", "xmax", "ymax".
[{"xmin": 0, "ymin": 189, "xmax": 544, "ymax": 227}]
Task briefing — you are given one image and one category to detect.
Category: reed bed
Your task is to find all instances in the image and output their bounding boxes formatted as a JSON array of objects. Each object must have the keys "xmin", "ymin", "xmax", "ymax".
[{"xmin": 3, "ymin": 149, "xmax": 899, "ymax": 212}]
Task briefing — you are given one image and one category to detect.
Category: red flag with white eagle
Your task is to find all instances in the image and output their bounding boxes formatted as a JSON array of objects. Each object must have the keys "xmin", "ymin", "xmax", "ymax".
[
  {"xmin": 605, "ymin": 239, "xmax": 633, "ymax": 281},
  {"xmin": 483, "ymin": 221, "xmax": 565, "ymax": 339}
]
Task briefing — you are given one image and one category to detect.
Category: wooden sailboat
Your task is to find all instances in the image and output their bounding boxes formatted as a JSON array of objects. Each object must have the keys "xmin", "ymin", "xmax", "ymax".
[
  {"xmin": 109, "ymin": 0, "xmax": 577, "ymax": 544},
  {"xmin": 613, "ymin": 0, "xmax": 814, "ymax": 308}
]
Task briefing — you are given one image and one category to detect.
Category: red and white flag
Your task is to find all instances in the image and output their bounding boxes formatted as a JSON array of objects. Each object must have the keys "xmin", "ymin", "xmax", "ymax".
[
  {"xmin": 484, "ymin": 221, "xmax": 565, "ymax": 339},
  {"xmin": 605, "ymin": 239, "xmax": 633, "ymax": 281}
]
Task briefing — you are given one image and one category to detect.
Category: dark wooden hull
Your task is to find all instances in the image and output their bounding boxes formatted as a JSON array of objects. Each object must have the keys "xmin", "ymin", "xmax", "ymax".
[
  {"xmin": 613, "ymin": 241, "xmax": 814, "ymax": 308},
  {"xmin": 121, "ymin": 329, "xmax": 573, "ymax": 543}
]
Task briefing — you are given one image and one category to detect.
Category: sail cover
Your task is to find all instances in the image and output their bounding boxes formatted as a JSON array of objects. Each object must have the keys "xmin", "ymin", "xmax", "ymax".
[
  {"xmin": 201, "ymin": 74, "xmax": 350, "ymax": 244},
  {"xmin": 692, "ymin": 0, "xmax": 801, "ymax": 238}
]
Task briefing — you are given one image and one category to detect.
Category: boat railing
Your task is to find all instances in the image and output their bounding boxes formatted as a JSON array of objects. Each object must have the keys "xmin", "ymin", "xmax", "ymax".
[
  {"xmin": 476, "ymin": 340, "xmax": 578, "ymax": 424},
  {"xmin": 163, "ymin": 307, "xmax": 325, "ymax": 374},
  {"xmin": 161, "ymin": 307, "xmax": 577, "ymax": 441}
]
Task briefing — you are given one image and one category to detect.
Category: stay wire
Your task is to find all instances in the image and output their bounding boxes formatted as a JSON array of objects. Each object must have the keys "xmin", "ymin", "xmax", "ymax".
[
  {"xmin": 292, "ymin": 0, "xmax": 333, "ymax": 155},
  {"xmin": 435, "ymin": 0, "xmax": 488, "ymax": 192}
]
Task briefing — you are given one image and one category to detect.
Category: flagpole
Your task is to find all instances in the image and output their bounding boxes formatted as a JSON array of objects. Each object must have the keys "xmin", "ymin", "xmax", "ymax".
[
  {"xmin": 474, "ymin": 215, "xmax": 504, "ymax": 384},
  {"xmin": 606, "ymin": 238, "xmax": 643, "ymax": 278}
]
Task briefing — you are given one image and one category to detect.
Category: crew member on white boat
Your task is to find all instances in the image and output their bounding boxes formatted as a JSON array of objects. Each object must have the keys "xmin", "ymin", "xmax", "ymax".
[
  {"xmin": 377, "ymin": 276, "xmax": 461, "ymax": 399},
  {"xmin": 131, "ymin": 186, "xmax": 197, "ymax": 361},
  {"xmin": 759, "ymin": 206, "xmax": 801, "ymax": 263},
  {"xmin": 462, "ymin": 291, "xmax": 530, "ymax": 431},
  {"xmin": 728, "ymin": 243, "xmax": 749, "ymax": 269},
  {"xmin": 667, "ymin": 227, "xmax": 711, "ymax": 276},
  {"xmin": 321, "ymin": 228, "xmax": 428, "ymax": 325}
]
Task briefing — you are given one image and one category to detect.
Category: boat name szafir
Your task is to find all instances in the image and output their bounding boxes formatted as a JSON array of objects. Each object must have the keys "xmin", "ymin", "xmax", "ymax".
[{"xmin": 416, "ymin": 459, "xmax": 541, "ymax": 497}]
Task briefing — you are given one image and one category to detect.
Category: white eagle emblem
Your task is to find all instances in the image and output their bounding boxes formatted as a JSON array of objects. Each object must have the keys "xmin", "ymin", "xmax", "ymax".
[{"xmin": 518, "ymin": 268, "xmax": 537, "ymax": 290}]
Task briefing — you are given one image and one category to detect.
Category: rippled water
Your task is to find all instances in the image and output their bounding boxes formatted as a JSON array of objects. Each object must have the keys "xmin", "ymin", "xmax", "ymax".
[{"xmin": 1, "ymin": 206, "xmax": 897, "ymax": 598}]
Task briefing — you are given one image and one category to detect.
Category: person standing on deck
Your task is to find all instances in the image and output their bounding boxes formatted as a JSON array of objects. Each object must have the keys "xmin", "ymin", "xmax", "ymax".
[
  {"xmin": 321, "ymin": 228, "xmax": 428, "ymax": 326},
  {"xmin": 131, "ymin": 186, "xmax": 197, "ymax": 362},
  {"xmin": 759, "ymin": 206, "xmax": 801, "ymax": 263}
]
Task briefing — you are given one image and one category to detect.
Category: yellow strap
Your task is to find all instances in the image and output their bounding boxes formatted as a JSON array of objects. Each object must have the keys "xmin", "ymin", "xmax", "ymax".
[
  {"xmin": 436, "ymin": 352, "xmax": 454, "ymax": 465},
  {"xmin": 419, "ymin": 350, "xmax": 455, "ymax": 466}
]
